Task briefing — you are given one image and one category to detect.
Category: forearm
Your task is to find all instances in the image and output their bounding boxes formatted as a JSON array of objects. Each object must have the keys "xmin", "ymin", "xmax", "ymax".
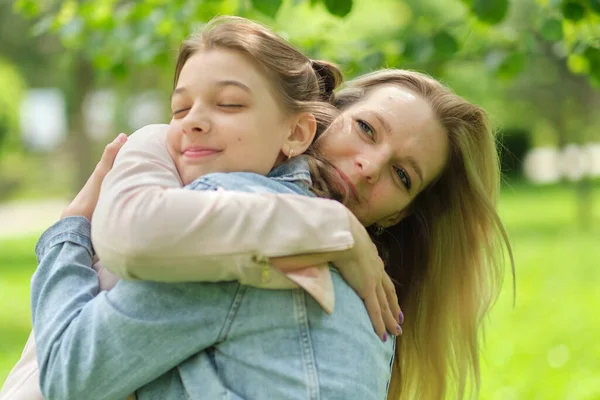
[
  {"xmin": 92, "ymin": 124, "xmax": 354, "ymax": 283},
  {"xmin": 31, "ymin": 218, "xmax": 217, "ymax": 400}
]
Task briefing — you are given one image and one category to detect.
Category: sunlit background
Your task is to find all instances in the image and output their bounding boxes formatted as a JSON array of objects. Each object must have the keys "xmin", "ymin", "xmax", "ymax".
[{"xmin": 1, "ymin": 0, "xmax": 599, "ymax": 398}]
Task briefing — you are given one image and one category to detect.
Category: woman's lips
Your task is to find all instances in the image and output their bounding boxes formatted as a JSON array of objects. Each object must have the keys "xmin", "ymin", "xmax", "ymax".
[{"xmin": 334, "ymin": 166, "xmax": 360, "ymax": 202}]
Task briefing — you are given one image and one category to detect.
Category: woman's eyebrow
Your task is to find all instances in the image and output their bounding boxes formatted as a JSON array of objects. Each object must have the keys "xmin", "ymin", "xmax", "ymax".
[
  {"xmin": 373, "ymin": 111, "xmax": 393, "ymax": 135},
  {"xmin": 404, "ymin": 156, "xmax": 424, "ymax": 189}
]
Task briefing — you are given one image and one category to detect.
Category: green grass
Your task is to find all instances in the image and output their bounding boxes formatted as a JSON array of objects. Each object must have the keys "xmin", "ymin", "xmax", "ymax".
[
  {"xmin": 1, "ymin": 183, "xmax": 599, "ymax": 398},
  {"xmin": 481, "ymin": 182, "xmax": 600, "ymax": 400},
  {"xmin": 0, "ymin": 236, "xmax": 37, "ymax": 381}
]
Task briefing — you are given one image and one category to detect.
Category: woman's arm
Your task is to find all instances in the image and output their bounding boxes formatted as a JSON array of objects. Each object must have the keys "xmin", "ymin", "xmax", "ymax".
[
  {"xmin": 31, "ymin": 217, "xmax": 237, "ymax": 400},
  {"xmin": 91, "ymin": 126, "xmax": 401, "ymax": 337},
  {"xmin": 91, "ymin": 124, "xmax": 355, "ymax": 283}
]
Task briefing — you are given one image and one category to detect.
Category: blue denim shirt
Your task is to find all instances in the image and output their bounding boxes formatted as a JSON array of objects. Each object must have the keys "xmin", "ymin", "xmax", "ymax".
[{"xmin": 31, "ymin": 157, "xmax": 395, "ymax": 400}]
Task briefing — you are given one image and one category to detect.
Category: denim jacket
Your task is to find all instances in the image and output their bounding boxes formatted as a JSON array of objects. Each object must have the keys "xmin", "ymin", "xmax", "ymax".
[{"xmin": 31, "ymin": 157, "xmax": 395, "ymax": 400}]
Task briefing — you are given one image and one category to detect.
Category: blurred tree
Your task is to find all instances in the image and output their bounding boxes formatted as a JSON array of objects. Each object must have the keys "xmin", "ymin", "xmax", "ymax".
[{"xmin": 10, "ymin": 0, "xmax": 599, "ymax": 225}]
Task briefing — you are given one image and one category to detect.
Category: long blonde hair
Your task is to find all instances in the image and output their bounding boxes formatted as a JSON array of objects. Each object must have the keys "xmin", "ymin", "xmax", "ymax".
[{"xmin": 333, "ymin": 69, "xmax": 514, "ymax": 399}]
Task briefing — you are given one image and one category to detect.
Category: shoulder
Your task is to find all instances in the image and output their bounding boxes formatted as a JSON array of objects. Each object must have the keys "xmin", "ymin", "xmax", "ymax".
[
  {"xmin": 126, "ymin": 124, "xmax": 170, "ymax": 146},
  {"xmin": 186, "ymin": 172, "xmax": 302, "ymax": 195}
]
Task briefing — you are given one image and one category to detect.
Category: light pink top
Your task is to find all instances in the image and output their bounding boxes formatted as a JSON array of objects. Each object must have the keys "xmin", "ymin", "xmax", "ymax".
[{"xmin": 0, "ymin": 124, "xmax": 354, "ymax": 400}]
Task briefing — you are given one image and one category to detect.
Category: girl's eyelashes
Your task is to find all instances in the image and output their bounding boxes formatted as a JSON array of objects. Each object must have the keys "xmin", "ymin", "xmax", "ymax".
[
  {"xmin": 172, "ymin": 108, "xmax": 190, "ymax": 116},
  {"xmin": 217, "ymin": 103, "xmax": 244, "ymax": 108},
  {"xmin": 393, "ymin": 166, "xmax": 412, "ymax": 190},
  {"xmin": 356, "ymin": 119, "xmax": 376, "ymax": 140}
]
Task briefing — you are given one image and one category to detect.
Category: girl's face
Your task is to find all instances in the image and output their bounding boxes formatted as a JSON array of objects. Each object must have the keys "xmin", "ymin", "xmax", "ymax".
[
  {"xmin": 168, "ymin": 48, "xmax": 291, "ymax": 185},
  {"xmin": 319, "ymin": 85, "xmax": 450, "ymax": 227}
]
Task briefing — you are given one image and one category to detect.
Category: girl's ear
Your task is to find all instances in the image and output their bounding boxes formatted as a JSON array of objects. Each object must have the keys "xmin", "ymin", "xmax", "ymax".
[{"xmin": 282, "ymin": 112, "xmax": 317, "ymax": 158}]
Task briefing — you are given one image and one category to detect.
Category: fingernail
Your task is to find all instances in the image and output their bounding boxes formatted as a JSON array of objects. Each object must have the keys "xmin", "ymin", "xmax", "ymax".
[
  {"xmin": 114, "ymin": 133, "xmax": 127, "ymax": 143},
  {"xmin": 399, "ymin": 311, "xmax": 404, "ymax": 325},
  {"xmin": 396, "ymin": 325, "xmax": 403, "ymax": 336},
  {"xmin": 382, "ymin": 332, "xmax": 388, "ymax": 342}
]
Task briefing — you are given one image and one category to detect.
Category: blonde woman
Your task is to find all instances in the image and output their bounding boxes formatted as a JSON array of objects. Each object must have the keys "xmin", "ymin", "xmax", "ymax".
[{"xmin": 4, "ymin": 69, "xmax": 511, "ymax": 400}]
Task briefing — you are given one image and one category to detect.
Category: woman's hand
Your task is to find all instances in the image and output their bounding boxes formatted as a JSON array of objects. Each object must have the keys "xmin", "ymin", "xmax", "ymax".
[
  {"xmin": 271, "ymin": 210, "xmax": 403, "ymax": 341},
  {"xmin": 332, "ymin": 212, "xmax": 403, "ymax": 341},
  {"xmin": 61, "ymin": 133, "xmax": 127, "ymax": 220}
]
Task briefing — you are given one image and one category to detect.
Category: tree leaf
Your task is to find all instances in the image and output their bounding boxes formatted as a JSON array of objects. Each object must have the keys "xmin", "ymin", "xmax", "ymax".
[
  {"xmin": 588, "ymin": 0, "xmax": 600, "ymax": 14},
  {"xmin": 540, "ymin": 18, "xmax": 563, "ymax": 41},
  {"xmin": 433, "ymin": 31, "xmax": 459, "ymax": 60},
  {"xmin": 472, "ymin": 0, "xmax": 509, "ymax": 24},
  {"xmin": 403, "ymin": 36, "xmax": 434, "ymax": 63},
  {"xmin": 251, "ymin": 0, "xmax": 283, "ymax": 18},
  {"xmin": 497, "ymin": 52, "xmax": 526, "ymax": 79},
  {"xmin": 584, "ymin": 47, "xmax": 600, "ymax": 81},
  {"xmin": 562, "ymin": 1, "xmax": 586, "ymax": 22},
  {"xmin": 324, "ymin": 0, "xmax": 353, "ymax": 17},
  {"xmin": 12, "ymin": 0, "xmax": 40, "ymax": 18}
]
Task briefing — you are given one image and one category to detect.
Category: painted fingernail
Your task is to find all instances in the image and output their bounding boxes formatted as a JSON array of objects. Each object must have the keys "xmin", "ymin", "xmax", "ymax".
[
  {"xmin": 399, "ymin": 311, "xmax": 404, "ymax": 325},
  {"xmin": 382, "ymin": 332, "xmax": 388, "ymax": 342},
  {"xmin": 396, "ymin": 325, "xmax": 403, "ymax": 336}
]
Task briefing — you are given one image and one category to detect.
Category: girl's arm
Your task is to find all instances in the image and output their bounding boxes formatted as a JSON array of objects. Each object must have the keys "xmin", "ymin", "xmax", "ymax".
[{"xmin": 92, "ymin": 124, "xmax": 355, "ymax": 283}]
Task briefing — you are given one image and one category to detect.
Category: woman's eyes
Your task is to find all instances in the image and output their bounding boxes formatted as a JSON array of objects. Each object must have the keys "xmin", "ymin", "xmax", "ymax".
[
  {"xmin": 393, "ymin": 166, "xmax": 412, "ymax": 190},
  {"xmin": 217, "ymin": 103, "xmax": 244, "ymax": 108},
  {"xmin": 357, "ymin": 119, "xmax": 376, "ymax": 139},
  {"xmin": 356, "ymin": 118, "xmax": 412, "ymax": 191}
]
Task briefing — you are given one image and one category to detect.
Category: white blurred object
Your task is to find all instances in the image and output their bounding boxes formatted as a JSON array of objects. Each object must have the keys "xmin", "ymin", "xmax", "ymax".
[
  {"xmin": 128, "ymin": 91, "xmax": 166, "ymax": 131},
  {"xmin": 584, "ymin": 143, "xmax": 600, "ymax": 178},
  {"xmin": 83, "ymin": 89, "xmax": 117, "ymax": 141},
  {"xmin": 559, "ymin": 144, "xmax": 588, "ymax": 181},
  {"xmin": 20, "ymin": 89, "xmax": 67, "ymax": 151},
  {"xmin": 523, "ymin": 147, "xmax": 561, "ymax": 184}
]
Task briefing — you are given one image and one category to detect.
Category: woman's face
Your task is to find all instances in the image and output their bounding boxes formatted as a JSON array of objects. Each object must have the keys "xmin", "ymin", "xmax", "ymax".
[{"xmin": 319, "ymin": 85, "xmax": 450, "ymax": 227}]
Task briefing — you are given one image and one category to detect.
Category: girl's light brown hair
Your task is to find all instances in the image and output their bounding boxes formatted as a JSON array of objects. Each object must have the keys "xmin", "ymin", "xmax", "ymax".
[
  {"xmin": 333, "ymin": 69, "xmax": 514, "ymax": 400},
  {"xmin": 173, "ymin": 16, "xmax": 342, "ymax": 139},
  {"xmin": 173, "ymin": 16, "xmax": 343, "ymax": 196}
]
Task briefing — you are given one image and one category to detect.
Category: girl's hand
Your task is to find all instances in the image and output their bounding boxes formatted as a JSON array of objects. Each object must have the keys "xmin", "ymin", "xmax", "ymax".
[
  {"xmin": 271, "ymin": 210, "xmax": 403, "ymax": 341},
  {"xmin": 61, "ymin": 133, "xmax": 127, "ymax": 220}
]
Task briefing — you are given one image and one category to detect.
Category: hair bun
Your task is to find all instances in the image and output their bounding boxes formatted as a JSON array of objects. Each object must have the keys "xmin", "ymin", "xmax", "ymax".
[{"xmin": 310, "ymin": 59, "xmax": 343, "ymax": 103}]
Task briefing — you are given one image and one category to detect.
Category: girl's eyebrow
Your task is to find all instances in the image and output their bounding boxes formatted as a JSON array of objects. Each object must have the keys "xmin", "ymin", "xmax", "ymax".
[
  {"xmin": 171, "ymin": 80, "xmax": 252, "ymax": 100},
  {"xmin": 215, "ymin": 80, "xmax": 252, "ymax": 93},
  {"xmin": 171, "ymin": 87, "xmax": 188, "ymax": 100}
]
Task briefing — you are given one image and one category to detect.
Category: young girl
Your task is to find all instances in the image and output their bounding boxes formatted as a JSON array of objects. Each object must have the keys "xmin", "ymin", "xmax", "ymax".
[{"xmin": 2, "ymin": 16, "xmax": 400, "ymax": 400}]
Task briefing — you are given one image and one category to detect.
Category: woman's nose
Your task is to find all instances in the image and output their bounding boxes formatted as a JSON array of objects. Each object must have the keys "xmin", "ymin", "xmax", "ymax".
[{"xmin": 356, "ymin": 155, "xmax": 382, "ymax": 184}]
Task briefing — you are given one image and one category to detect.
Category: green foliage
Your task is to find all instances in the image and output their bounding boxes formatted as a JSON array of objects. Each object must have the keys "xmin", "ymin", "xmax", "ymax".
[
  {"xmin": 432, "ymin": 30, "xmax": 459, "ymax": 60},
  {"xmin": 562, "ymin": 1, "xmax": 586, "ymax": 22},
  {"xmin": 589, "ymin": 0, "xmax": 600, "ymax": 14},
  {"xmin": 471, "ymin": 0, "xmax": 509, "ymax": 24},
  {"xmin": 10, "ymin": 0, "xmax": 600, "ymax": 87},
  {"xmin": 323, "ymin": 0, "xmax": 353, "ymax": 17},
  {"xmin": 0, "ymin": 60, "xmax": 26, "ymax": 152},
  {"xmin": 540, "ymin": 18, "xmax": 564, "ymax": 41},
  {"xmin": 251, "ymin": 0, "xmax": 283, "ymax": 18}
]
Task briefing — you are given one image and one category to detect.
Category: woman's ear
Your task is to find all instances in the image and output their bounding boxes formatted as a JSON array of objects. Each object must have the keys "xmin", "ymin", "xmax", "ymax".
[
  {"xmin": 282, "ymin": 112, "xmax": 317, "ymax": 158},
  {"xmin": 379, "ymin": 209, "xmax": 410, "ymax": 228}
]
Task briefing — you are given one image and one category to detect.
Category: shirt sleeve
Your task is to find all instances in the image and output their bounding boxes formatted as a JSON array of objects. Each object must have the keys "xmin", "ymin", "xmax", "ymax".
[
  {"xmin": 91, "ymin": 124, "xmax": 354, "ymax": 283},
  {"xmin": 31, "ymin": 217, "xmax": 233, "ymax": 400}
]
